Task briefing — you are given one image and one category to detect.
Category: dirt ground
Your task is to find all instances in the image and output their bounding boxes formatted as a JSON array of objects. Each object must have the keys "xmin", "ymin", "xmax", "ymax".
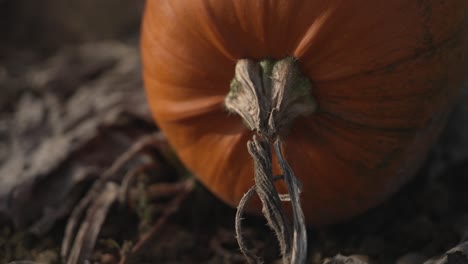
[{"xmin": 1, "ymin": 1, "xmax": 468, "ymax": 264}]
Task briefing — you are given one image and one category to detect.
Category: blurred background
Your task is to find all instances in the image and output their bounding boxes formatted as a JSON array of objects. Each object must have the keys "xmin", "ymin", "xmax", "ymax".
[
  {"xmin": 0, "ymin": 0, "xmax": 147, "ymax": 116},
  {"xmin": 0, "ymin": 0, "xmax": 143, "ymax": 51},
  {"xmin": 0, "ymin": 1, "xmax": 155, "ymax": 263}
]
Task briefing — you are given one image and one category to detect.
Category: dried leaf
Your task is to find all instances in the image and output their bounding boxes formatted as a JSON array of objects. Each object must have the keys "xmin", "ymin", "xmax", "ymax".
[
  {"xmin": 324, "ymin": 254, "xmax": 370, "ymax": 264},
  {"xmin": 66, "ymin": 182, "xmax": 119, "ymax": 264},
  {"xmin": 0, "ymin": 41, "xmax": 152, "ymax": 233},
  {"xmin": 425, "ymin": 241, "xmax": 468, "ymax": 264}
]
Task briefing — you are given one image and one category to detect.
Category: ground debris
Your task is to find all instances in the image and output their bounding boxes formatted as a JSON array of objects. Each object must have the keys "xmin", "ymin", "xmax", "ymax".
[
  {"xmin": 425, "ymin": 241, "xmax": 468, "ymax": 264},
  {"xmin": 1, "ymin": 39, "xmax": 468, "ymax": 264},
  {"xmin": 0, "ymin": 41, "xmax": 152, "ymax": 233},
  {"xmin": 323, "ymin": 254, "xmax": 370, "ymax": 264},
  {"xmin": 66, "ymin": 182, "xmax": 119, "ymax": 264}
]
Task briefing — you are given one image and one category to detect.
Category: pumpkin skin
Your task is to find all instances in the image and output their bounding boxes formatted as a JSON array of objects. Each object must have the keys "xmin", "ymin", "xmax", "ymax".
[{"xmin": 141, "ymin": 0, "xmax": 468, "ymax": 226}]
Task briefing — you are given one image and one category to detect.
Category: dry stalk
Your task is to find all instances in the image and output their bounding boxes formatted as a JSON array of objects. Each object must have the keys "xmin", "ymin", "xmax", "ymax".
[
  {"xmin": 62, "ymin": 132, "xmax": 167, "ymax": 263},
  {"xmin": 225, "ymin": 58, "xmax": 315, "ymax": 264},
  {"xmin": 118, "ymin": 178, "xmax": 195, "ymax": 264}
]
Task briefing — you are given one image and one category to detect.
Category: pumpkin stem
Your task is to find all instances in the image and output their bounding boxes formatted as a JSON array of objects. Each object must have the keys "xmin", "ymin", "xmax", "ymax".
[
  {"xmin": 225, "ymin": 57, "xmax": 316, "ymax": 137},
  {"xmin": 225, "ymin": 58, "xmax": 313, "ymax": 264}
]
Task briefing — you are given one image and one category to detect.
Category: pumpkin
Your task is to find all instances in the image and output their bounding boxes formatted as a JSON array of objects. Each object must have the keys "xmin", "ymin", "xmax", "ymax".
[{"xmin": 141, "ymin": 0, "xmax": 468, "ymax": 226}]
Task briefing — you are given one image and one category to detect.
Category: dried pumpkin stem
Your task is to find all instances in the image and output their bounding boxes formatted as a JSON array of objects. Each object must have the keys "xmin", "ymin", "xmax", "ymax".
[
  {"xmin": 248, "ymin": 136, "xmax": 292, "ymax": 262},
  {"xmin": 225, "ymin": 57, "xmax": 316, "ymax": 138},
  {"xmin": 225, "ymin": 57, "xmax": 315, "ymax": 264},
  {"xmin": 235, "ymin": 185, "xmax": 262, "ymax": 263}
]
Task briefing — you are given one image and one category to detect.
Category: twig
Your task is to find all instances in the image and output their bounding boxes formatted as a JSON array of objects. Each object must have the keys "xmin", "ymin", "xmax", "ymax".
[
  {"xmin": 145, "ymin": 181, "xmax": 192, "ymax": 200},
  {"xmin": 66, "ymin": 182, "xmax": 119, "ymax": 264},
  {"xmin": 62, "ymin": 132, "xmax": 166, "ymax": 260},
  {"xmin": 118, "ymin": 178, "xmax": 195, "ymax": 264},
  {"xmin": 118, "ymin": 163, "xmax": 159, "ymax": 205}
]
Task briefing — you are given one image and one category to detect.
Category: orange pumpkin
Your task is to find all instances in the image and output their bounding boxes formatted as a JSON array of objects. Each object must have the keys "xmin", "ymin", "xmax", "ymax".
[{"xmin": 141, "ymin": 0, "xmax": 468, "ymax": 226}]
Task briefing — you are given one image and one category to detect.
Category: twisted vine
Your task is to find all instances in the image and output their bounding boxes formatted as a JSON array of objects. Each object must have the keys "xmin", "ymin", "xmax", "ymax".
[{"xmin": 225, "ymin": 58, "xmax": 315, "ymax": 264}]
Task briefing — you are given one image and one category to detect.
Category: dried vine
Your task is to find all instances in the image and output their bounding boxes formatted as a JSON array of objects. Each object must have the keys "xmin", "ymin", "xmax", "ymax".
[{"xmin": 225, "ymin": 57, "xmax": 315, "ymax": 263}]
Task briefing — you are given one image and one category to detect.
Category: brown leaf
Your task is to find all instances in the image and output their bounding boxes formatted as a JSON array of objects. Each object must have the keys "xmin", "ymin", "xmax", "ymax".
[
  {"xmin": 66, "ymin": 182, "xmax": 119, "ymax": 264},
  {"xmin": 0, "ymin": 41, "xmax": 153, "ymax": 233},
  {"xmin": 425, "ymin": 241, "xmax": 468, "ymax": 264}
]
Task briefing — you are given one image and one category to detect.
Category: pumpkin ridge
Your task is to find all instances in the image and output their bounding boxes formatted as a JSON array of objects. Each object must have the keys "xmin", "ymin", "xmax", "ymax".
[
  {"xmin": 307, "ymin": 21, "xmax": 466, "ymax": 83},
  {"xmin": 198, "ymin": 0, "xmax": 237, "ymax": 61},
  {"xmin": 316, "ymin": 111, "xmax": 420, "ymax": 134}
]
